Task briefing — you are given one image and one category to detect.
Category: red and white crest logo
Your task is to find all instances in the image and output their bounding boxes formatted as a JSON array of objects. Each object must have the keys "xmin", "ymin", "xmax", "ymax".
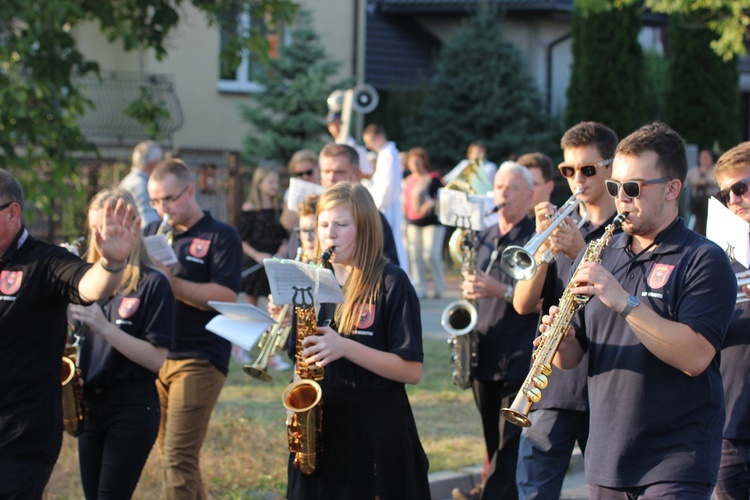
[
  {"xmin": 189, "ymin": 238, "xmax": 211, "ymax": 258},
  {"xmin": 355, "ymin": 303, "xmax": 376, "ymax": 329},
  {"xmin": 0, "ymin": 270, "xmax": 22, "ymax": 295},
  {"xmin": 118, "ymin": 297, "xmax": 141, "ymax": 319},
  {"xmin": 647, "ymin": 263, "xmax": 674, "ymax": 289}
]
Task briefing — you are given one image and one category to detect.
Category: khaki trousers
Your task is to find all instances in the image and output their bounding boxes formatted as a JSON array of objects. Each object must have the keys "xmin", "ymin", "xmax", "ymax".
[{"xmin": 156, "ymin": 358, "xmax": 225, "ymax": 500}]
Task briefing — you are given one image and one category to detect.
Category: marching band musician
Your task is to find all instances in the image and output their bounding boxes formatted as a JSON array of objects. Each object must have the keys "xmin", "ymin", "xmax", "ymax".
[
  {"xmin": 144, "ymin": 159, "xmax": 243, "ymax": 499},
  {"xmin": 513, "ymin": 122, "xmax": 619, "ymax": 499},
  {"xmin": 286, "ymin": 182, "xmax": 430, "ymax": 499},
  {"xmin": 457, "ymin": 162, "xmax": 539, "ymax": 500},
  {"xmin": 69, "ymin": 189, "xmax": 174, "ymax": 499},
  {"xmin": 546, "ymin": 123, "xmax": 735, "ymax": 498},
  {"xmin": 712, "ymin": 142, "xmax": 750, "ymax": 499},
  {"xmin": 0, "ymin": 169, "xmax": 140, "ymax": 498}
]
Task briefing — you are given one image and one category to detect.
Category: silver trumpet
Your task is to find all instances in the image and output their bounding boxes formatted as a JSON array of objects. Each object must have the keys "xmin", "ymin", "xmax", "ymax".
[
  {"xmin": 737, "ymin": 271, "xmax": 750, "ymax": 304},
  {"xmin": 501, "ymin": 188, "xmax": 587, "ymax": 280}
]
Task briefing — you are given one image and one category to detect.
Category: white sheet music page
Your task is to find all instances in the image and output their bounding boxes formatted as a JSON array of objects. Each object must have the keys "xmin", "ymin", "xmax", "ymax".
[
  {"xmin": 286, "ymin": 178, "xmax": 325, "ymax": 212},
  {"xmin": 438, "ymin": 188, "xmax": 486, "ymax": 230},
  {"xmin": 706, "ymin": 196, "xmax": 750, "ymax": 267},
  {"xmin": 143, "ymin": 234, "xmax": 178, "ymax": 265},
  {"xmin": 205, "ymin": 301, "xmax": 275, "ymax": 350},
  {"xmin": 264, "ymin": 258, "xmax": 344, "ymax": 306}
]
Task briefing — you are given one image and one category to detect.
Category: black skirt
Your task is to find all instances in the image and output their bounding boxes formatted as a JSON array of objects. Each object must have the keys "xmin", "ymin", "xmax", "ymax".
[{"xmin": 287, "ymin": 385, "xmax": 431, "ymax": 500}]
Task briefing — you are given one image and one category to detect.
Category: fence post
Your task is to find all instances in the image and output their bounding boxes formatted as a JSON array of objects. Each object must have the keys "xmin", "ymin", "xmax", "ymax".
[{"xmin": 227, "ymin": 152, "xmax": 243, "ymax": 227}]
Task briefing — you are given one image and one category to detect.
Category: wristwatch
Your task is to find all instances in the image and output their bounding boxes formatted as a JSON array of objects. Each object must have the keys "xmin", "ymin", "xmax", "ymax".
[{"xmin": 620, "ymin": 295, "xmax": 640, "ymax": 318}]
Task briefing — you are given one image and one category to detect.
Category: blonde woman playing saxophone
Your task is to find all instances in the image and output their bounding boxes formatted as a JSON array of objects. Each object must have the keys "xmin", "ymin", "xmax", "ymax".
[{"xmin": 286, "ymin": 182, "xmax": 430, "ymax": 499}]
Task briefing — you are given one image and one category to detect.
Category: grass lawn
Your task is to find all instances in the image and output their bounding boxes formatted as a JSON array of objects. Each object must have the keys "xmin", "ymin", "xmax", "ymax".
[{"xmin": 45, "ymin": 337, "xmax": 484, "ymax": 499}]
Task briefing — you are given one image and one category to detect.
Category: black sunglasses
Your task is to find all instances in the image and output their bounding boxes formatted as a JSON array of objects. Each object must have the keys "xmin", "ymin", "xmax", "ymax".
[
  {"xmin": 558, "ymin": 158, "xmax": 612, "ymax": 179},
  {"xmin": 717, "ymin": 177, "xmax": 750, "ymax": 205},
  {"xmin": 605, "ymin": 178, "xmax": 671, "ymax": 199},
  {"xmin": 294, "ymin": 169, "xmax": 315, "ymax": 178},
  {"xmin": 0, "ymin": 201, "xmax": 13, "ymax": 212}
]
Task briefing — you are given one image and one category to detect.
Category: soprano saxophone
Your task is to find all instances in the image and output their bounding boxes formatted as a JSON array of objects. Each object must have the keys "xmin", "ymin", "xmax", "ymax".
[
  {"xmin": 501, "ymin": 213, "xmax": 628, "ymax": 427},
  {"xmin": 280, "ymin": 247, "xmax": 333, "ymax": 475}
]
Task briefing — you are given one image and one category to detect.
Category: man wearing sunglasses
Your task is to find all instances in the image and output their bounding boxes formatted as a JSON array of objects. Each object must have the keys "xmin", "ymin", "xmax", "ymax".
[
  {"xmin": 0, "ymin": 169, "xmax": 140, "ymax": 498},
  {"xmin": 280, "ymin": 149, "xmax": 321, "ymax": 232},
  {"xmin": 513, "ymin": 122, "xmax": 619, "ymax": 500},
  {"xmin": 547, "ymin": 122, "xmax": 735, "ymax": 499},
  {"xmin": 145, "ymin": 159, "xmax": 243, "ymax": 499},
  {"xmin": 711, "ymin": 142, "xmax": 750, "ymax": 499}
]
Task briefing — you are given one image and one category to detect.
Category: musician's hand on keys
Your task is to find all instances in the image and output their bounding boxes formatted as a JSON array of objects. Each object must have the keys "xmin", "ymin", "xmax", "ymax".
[
  {"xmin": 550, "ymin": 217, "xmax": 586, "ymax": 259},
  {"xmin": 569, "ymin": 262, "xmax": 629, "ymax": 313},
  {"xmin": 539, "ymin": 305, "xmax": 575, "ymax": 351},
  {"xmin": 533, "ymin": 202, "xmax": 556, "ymax": 233},
  {"xmin": 69, "ymin": 303, "xmax": 109, "ymax": 336},
  {"xmin": 301, "ymin": 326, "xmax": 347, "ymax": 367},
  {"xmin": 267, "ymin": 294, "xmax": 291, "ymax": 328},
  {"xmin": 462, "ymin": 270, "xmax": 503, "ymax": 300}
]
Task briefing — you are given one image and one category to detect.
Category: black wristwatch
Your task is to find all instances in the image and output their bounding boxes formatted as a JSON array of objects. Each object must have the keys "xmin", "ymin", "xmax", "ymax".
[{"xmin": 620, "ymin": 295, "xmax": 640, "ymax": 318}]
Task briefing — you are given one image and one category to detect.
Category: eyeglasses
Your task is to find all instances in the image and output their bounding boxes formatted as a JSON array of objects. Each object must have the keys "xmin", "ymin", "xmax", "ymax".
[
  {"xmin": 0, "ymin": 201, "xmax": 13, "ymax": 212},
  {"xmin": 605, "ymin": 178, "xmax": 672, "ymax": 199},
  {"xmin": 717, "ymin": 177, "xmax": 750, "ymax": 205},
  {"xmin": 558, "ymin": 158, "xmax": 613, "ymax": 179},
  {"xmin": 149, "ymin": 185, "xmax": 189, "ymax": 207},
  {"xmin": 294, "ymin": 169, "xmax": 315, "ymax": 178},
  {"xmin": 298, "ymin": 228, "xmax": 316, "ymax": 238}
]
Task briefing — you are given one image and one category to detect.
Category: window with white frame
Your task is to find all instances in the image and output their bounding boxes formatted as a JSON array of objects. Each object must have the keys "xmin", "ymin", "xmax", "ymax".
[{"xmin": 217, "ymin": 10, "xmax": 281, "ymax": 93}]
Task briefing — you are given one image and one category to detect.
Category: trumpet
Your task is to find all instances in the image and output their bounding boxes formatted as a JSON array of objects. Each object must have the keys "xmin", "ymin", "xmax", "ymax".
[
  {"xmin": 501, "ymin": 188, "xmax": 587, "ymax": 280},
  {"xmin": 737, "ymin": 271, "xmax": 750, "ymax": 304}
]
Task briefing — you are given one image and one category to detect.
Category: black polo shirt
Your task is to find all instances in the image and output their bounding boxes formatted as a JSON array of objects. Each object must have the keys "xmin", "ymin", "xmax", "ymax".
[
  {"xmin": 534, "ymin": 212, "xmax": 618, "ymax": 411},
  {"xmin": 79, "ymin": 267, "xmax": 174, "ymax": 391},
  {"xmin": 474, "ymin": 217, "xmax": 539, "ymax": 382},
  {"xmin": 311, "ymin": 263, "xmax": 422, "ymax": 390},
  {"xmin": 0, "ymin": 228, "xmax": 92, "ymax": 464},
  {"xmin": 146, "ymin": 212, "xmax": 242, "ymax": 375},
  {"xmin": 571, "ymin": 217, "xmax": 735, "ymax": 487},
  {"xmin": 722, "ymin": 260, "xmax": 750, "ymax": 440}
]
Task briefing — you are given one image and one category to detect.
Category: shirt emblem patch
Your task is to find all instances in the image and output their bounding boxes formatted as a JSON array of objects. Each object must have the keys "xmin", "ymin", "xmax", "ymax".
[
  {"xmin": 647, "ymin": 263, "xmax": 674, "ymax": 289},
  {"xmin": 189, "ymin": 238, "xmax": 211, "ymax": 258},
  {"xmin": 355, "ymin": 303, "xmax": 376, "ymax": 329},
  {"xmin": 0, "ymin": 270, "xmax": 22, "ymax": 295},
  {"xmin": 118, "ymin": 297, "xmax": 141, "ymax": 319}
]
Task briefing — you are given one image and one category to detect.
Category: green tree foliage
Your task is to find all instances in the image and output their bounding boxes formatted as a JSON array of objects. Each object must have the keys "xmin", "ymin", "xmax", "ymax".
[
  {"xmin": 665, "ymin": 13, "xmax": 739, "ymax": 151},
  {"xmin": 566, "ymin": 0, "xmax": 644, "ymax": 138},
  {"xmin": 0, "ymin": 0, "xmax": 296, "ymax": 215},
  {"xmin": 240, "ymin": 10, "xmax": 342, "ymax": 165},
  {"xmin": 578, "ymin": 0, "xmax": 750, "ymax": 61},
  {"xmin": 403, "ymin": 6, "xmax": 557, "ymax": 169}
]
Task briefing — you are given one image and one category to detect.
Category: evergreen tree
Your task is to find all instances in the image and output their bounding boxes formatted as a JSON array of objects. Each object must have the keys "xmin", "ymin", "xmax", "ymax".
[
  {"xmin": 402, "ymin": 6, "xmax": 557, "ymax": 169},
  {"xmin": 240, "ymin": 10, "xmax": 341, "ymax": 165},
  {"xmin": 665, "ymin": 13, "xmax": 739, "ymax": 151},
  {"xmin": 566, "ymin": 0, "xmax": 644, "ymax": 138}
]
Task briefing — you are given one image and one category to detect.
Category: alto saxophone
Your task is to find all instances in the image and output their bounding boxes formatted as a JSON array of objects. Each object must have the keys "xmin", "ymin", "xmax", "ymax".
[
  {"xmin": 501, "ymin": 212, "xmax": 628, "ymax": 427},
  {"xmin": 441, "ymin": 225, "xmax": 479, "ymax": 389},
  {"xmin": 281, "ymin": 247, "xmax": 333, "ymax": 475},
  {"xmin": 61, "ymin": 237, "xmax": 86, "ymax": 437}
]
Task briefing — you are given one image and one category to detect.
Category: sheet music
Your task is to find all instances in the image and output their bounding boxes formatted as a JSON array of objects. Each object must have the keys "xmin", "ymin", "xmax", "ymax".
[
  {"xmin": 286, "ymin": 178, "xmax": 325, "ymax": 212},
  {"xmin": 438, "ymin": 188, "xmax": 495, "ymax": 230},
  {"xmin": 264, "ymin": 258, "xmax": 344, "ymax": 305},
  {"xmin": 706, "ymin": 196, "xmax": 750, "ymax": 267},
  {"xmin": 143, "ymin": 234, "xmax": 178, "ymax": 265},
  {"xmin": 205, "ymin": 301, "xmax": 275, "ymax": 350}
]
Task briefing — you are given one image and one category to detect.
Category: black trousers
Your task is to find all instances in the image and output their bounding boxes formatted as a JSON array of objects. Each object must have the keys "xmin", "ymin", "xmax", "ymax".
[
  {"xmin": 0, "ymin": 456, "xmax": 54, "ymax": 500},
  {"xmin": 78, "ymin": 382, "xmax": 160, "ymax": 500},
  {"xmin": 472, "ymin": 379, "xmax": 523, "ymax": 500}
]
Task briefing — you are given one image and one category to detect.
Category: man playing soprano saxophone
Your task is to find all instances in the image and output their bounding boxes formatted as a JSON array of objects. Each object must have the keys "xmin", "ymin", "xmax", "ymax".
[{"xmin": 545, "ymin": 122, "xmax": 735, "ymax": 499}]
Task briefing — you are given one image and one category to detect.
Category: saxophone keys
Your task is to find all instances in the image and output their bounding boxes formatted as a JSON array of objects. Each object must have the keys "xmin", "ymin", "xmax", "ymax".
[
  {"xmin": 533, "ymin": 373, "xmax": 548, "ymax": 390},
  {"xmin": 540, "ymin": 363, "xmax": 552, "ymax": 376},
  {"xmin": 526, "ymin": 387, "xmax": 542, "ymax": 403}
]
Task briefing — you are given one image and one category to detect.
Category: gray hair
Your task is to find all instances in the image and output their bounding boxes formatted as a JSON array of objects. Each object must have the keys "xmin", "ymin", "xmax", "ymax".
[
  {"xmin": 0, "ymin": 169, "xmax": 24, "ymax": 208},
  {"xmin": 132, "ymin": 141, "xmax": 164, "ymax": 170},
  {"xmin": 498, "ymin": 161, "xmax": 534, "ymax": 190}
]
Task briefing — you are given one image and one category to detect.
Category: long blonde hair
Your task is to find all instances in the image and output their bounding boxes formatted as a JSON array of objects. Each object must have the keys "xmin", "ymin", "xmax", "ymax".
[
  {"xmin": 245, "ymin": 166, "xmax": 279, "ymax": 212},
  {"xmin": 314, "ymin": 182, "xmax": 387, "ymax": 335},
  {"xmin": 86, "ymin": 188, "xmax": 154, "ymax": 295}
]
